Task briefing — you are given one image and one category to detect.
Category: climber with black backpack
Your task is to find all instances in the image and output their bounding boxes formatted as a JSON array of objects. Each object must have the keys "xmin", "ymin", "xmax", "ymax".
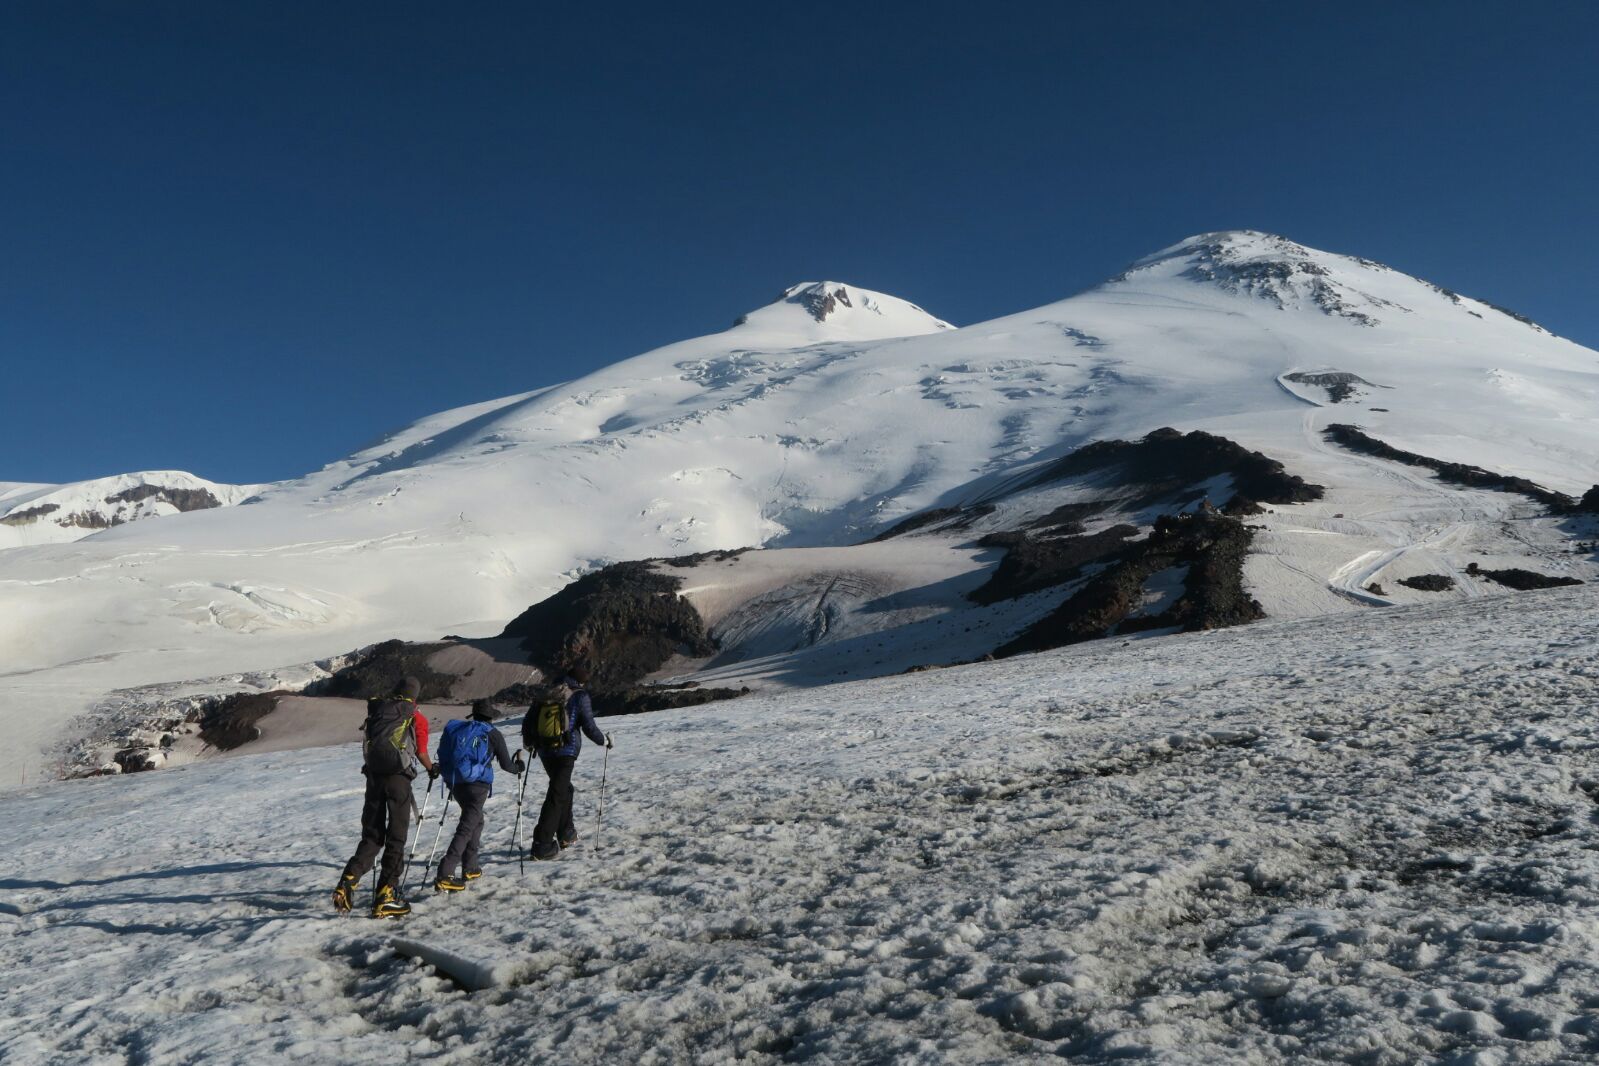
[
  {"xmin": 522, "ymin": 666, "xmax": 610, "ymax": 861},
  {"xmin": 332, "ymin": 676, "xmax": 436, "ymax": 918},
  {"xmin": 432, "ymin": 699, "xmax": 525, "ymax": 892}
]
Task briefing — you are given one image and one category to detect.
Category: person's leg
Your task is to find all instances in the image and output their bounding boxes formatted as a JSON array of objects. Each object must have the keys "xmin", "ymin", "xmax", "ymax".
[
  {"xmin": 377, "ymin": 774, "xmax": 412, "ymax": 889},
  {"xmin": 462, "ymin": 783, "xmax": 489, "ymax": 874},
  {"xmin": 341, "ymin": 773, "xmax": 386, "ymax": 882},
  {"xmin": 437, "ymin": 784, "xmax": 469, "ymax": 878},
  {"xmin": 440, "ymin": 784, "xmax": 487, "ymax": 878},
  {"xmin": 558, "ymin": 760, "xmax": 577, "ymax": 845},
  {"xmin": 533, "ymin": 754, "xmax": 563, "ymax": 846}
]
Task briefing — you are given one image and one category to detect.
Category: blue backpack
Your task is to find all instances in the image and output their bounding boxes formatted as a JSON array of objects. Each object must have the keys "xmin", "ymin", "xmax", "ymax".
[{"xmin": 439, "ymin": 719, "xmax": 495, "ymax": 790}]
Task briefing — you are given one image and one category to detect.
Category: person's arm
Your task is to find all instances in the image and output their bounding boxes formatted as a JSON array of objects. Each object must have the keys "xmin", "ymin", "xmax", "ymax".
[
  {"xmin": 414, "ymin": 713, "xmax": 436, "ymax": 773},
  {"xmin": 488, "ymin": 728, "xmax": 523, "ymax": 773},
  {"xmin": 574, "ymin": 691, "xmax": 607, "ymax": 746}
]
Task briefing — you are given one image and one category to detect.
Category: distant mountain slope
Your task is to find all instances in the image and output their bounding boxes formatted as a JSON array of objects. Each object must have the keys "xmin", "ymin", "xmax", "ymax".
[
  {"xmin": 3, "ymin": 232, "xmax": 1597, "ymax": 783},
  {"xmin": 0, "ymin": 471, "xmax": 261, "ymax": 549}
]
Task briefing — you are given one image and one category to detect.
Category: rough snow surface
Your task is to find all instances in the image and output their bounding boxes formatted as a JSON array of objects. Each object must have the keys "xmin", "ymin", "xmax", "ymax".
[{"xmin": 7, "ymin": 585, "xmax": 1599, "ymax": 1063}]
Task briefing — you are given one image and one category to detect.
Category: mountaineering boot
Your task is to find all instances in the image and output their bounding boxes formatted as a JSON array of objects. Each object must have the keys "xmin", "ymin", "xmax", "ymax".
[
  {"xmin": 463, "ymin": 868, "xmax": 483, "ymax": 881},
  {"xmin": 530, "ymin": 840, "xmax": 560, "ymax": 861},
  {"xmin": 434, "ymin": 872, "xmax": 466, "ymax": 892},
  {"xmin": 332, "ymin": 874, "xmax": 359, "ymax": 913},
  {"xmin": 559, "ymin": 831, "xmax": 578, "ymax": 850},
  {"xmin": 371, "ymin": 883, "xmax": 411, "ymax": 919}
]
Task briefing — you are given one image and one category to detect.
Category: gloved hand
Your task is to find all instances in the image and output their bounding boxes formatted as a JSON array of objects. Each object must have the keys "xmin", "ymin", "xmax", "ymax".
[
  {"xmin": 427, "ymin": 764, "xmax": 441, "ymax": 782},
  {"xmin": 513, "ymin": 754, "xmax": 527, "ymax": 775},
  {"xmin": 604, "ymin": 732, "xmax": 614, "ymax": 750}
]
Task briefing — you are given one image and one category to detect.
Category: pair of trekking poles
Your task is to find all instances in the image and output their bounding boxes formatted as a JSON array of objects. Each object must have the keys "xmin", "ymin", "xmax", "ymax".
[{"xmin": 401, "ymin": 742, "xmax": 611, "ymax": 888}]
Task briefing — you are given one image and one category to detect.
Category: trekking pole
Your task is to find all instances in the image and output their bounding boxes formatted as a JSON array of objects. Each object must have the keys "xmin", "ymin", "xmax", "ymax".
[
  {"xmin": 420, "ymin": 789, "xmax": 454, "ymax": 886},
  {"xmin": 594, "ymin": 744, "xmax": 610, "ymax": 858},
  {"xmin": 511, "ymin": 748, "xmax": 530, "ymax": 877},
  {"xmin": 401, "ymin": 777, "xmax": 434, "ymax": 888}
]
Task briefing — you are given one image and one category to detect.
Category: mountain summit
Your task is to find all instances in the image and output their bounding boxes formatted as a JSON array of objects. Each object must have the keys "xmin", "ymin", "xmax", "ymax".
[
  {"xmin": 1109, "ymin": 229, "xmax": 1552, "ymax": 333},
  {"xmin": 731, "ymin": 281, "xmax": 954, "ymax": 341}
]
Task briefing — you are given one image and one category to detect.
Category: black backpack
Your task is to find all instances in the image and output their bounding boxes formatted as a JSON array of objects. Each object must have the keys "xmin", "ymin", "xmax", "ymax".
[{"xmin": 363, "ymin": 697, "xmax": 418, "ymax": 777}]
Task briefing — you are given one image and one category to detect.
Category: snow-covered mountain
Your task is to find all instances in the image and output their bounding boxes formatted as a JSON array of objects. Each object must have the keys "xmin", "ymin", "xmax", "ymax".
[
  {"xmin": 3, "ymin": 231, "xmax": 1597, "ymax": 783},
  {"xmin": 0, "ymin": 471, "xmax": 260, "ymax": 549}
]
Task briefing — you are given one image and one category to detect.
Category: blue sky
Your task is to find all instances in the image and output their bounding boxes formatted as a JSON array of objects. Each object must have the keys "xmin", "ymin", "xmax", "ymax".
[{"xmin": 3, "ymin": 2, "xmax": 1596, "ymax": 484}]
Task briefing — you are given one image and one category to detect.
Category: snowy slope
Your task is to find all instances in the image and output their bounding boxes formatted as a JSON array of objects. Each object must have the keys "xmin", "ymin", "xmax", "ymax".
[
  {"xmin": 3, "ymin": 233, "xmax": 1598, "ymax": 783},
  {"xmin": 6, "ymin": 583, "xmax": 1599, "ymax": 1063}
]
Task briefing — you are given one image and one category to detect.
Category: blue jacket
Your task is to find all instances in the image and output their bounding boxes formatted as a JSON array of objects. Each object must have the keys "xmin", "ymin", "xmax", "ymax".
[{"xmin": 545, "ymin": 688, "xmax": 606, "ymax": 759}]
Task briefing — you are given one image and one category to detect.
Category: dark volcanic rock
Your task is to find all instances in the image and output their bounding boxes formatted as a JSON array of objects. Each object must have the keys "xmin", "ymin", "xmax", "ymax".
[
  {"xmin": 113, "ymin": 747, "xmax": 160, "ymax": 774},
  {"xmin": 308, "ymin": 639, "xmax": 456, "ymax": 701},
  {"xmin": 969, "ymin": 525, "xmax": 1139, "ymax": 604},
  {"xmin": 500, "ymin": 562, "xmax": 716, "ymax": 690},
  {"xmin": 1324, "ymin": 425, "xmax": 1575, "ymax": 511},
  {"xmin": 996, "ymin": 512, "xmax": 1263, "ymax": 658},
  {"xmin": 104, "ymin": 484, "xmax": 223, "ymax": 511},
  {"xmin": 662, "ymin": 546, "xmax": 754, "ymax": 567},
  {"xmin": 1578, "ymin": 486, "xmax": 1599, "ymax": 514},
  {"xmin": 868, "ymin": 504, "xmax": 997, "ymax": 543},
  {"xmin": 1026, "ymin": 501, "xmax": 1108, "ymax": 534},
  {"xmin": 493, "ymin": 679, "xmax": 748, "ymax": 718},
  {"xmin": 198, "ymin": 691, "xmax": 285, "ymax": 750},
  {"xmin": 1282, "ymin": 370, "xmax": 1378, "ymax": 404},
  {"xmin": 600, "ymin": 684, "xmax": 750, "ymax": 716},
  {"xmin": 1021, "ymin": 428, "xmax": 1324, "ymax": 506},
  {"xmin": 1464, "ymin": 563, "xmax": 1583, "ymax": 591},
  {"xmin": 1399, "ymin": 574, "xmax": 1457, "ymax": 592},
  {"xmin": 0, "ymin": 502, "xmax": 61, "ymax": 526}
]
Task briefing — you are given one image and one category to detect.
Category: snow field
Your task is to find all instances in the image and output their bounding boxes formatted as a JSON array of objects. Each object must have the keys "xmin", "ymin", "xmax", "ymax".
[{"xmin": 7, "ymin": 583, "xmax": 1599, "ymax": 1063}]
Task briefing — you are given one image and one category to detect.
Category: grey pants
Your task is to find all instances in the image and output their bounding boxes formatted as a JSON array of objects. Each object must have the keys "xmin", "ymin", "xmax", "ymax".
[{"xmin": 439, "ymin": 782, "xmax": 490, "ymax": 878}]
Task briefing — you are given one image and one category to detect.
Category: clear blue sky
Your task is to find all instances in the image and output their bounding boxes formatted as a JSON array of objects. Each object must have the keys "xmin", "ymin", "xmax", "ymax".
[{"xmin": 3, "ymin": 2, "xmax": 1596, "ymax": 485}]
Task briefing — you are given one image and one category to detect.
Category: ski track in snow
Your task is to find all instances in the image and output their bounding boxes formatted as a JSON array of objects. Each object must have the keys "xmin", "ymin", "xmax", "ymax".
[{"xmin": 7, "ymin": 586, "xmax": 1599, "ymax": 1064}]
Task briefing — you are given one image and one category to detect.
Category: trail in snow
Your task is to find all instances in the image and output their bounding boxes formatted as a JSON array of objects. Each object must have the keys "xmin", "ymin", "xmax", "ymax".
[{"xmin": 1295, "ymin": 406, "xmax": 1515, "ymax": 605}]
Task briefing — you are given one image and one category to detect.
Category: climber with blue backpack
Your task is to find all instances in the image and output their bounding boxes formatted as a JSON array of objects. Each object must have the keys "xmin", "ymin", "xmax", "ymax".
[{"xmin": 433, "ymin": 698, "xmax": 525, "ymax": 892}]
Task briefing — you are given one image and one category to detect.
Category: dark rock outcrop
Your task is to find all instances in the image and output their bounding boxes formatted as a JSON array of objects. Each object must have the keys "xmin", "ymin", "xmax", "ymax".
[
  {"xmin": 104, "ymin": 484, "xmax": 223, "ymax": 511},
  {"xmin": 968, "ymin": 525, "xmax": 1139, "ymax": 604},
  {"xmin": 1578, "ymin": 486, "xmax": 1599, "ymax": 514},
  {"xmin": 794, "ymin": 284, "xmax": 851, "ymax": 321},
  {"xmin": 996, "ymin": 512, "xmax": 1263, "ymax": 658},
  {"xmin": 492, "ymin": 678, "xmax": 747, "ymax": 718},
  {"xmin": 198, "ymin": 691, "xmax": 285, "ymax": 750},
  {"xmin": 0, "ymin": 502, "xmax": 60, "ymax": 526},
  {"xmin": 1464, "ymin": 563, "xmax": 1583, "ymax": 591},
  {"xmin": 113, "ymin": 747, "xmax": 160, "ymax": 774},
  {"xmin": 1399, "ymin": 574, "xmax": 1457, "ymax": 592},
  {"xmin": 1282, "ymin": 371, "xmax": 1379, "ymax": 403},
  {"xmin": 1019, "ymin": 428, "xmax": 1324, "ymax": 506},
  {"xmin": 1324, "ymin": 425, "xmax": 1575, "ymax": 511},
  {"xmin": 662, "ymin": 546, "xmax": 755, "ymax": 568},
  {"xmin": 867, "ymin": 504, "xmax": 996, "ymax": 543},
  {"xmin": 499, "ymin": 562, "xmax": 716, "ymax": 691},
  {"xmin": 600, "ymin": 684, "xmax": 750, "ymax": 716},
  {"xmin": 308, "ymin": 639, "xmax": 456, "ymax": 702}
]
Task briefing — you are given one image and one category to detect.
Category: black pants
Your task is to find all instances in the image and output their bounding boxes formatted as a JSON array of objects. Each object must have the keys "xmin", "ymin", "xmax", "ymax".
[
  {"xmin": 533, "ymin": 754, "xmax": 577, "ymax": 846},
  {"xmin": 341, "ymin": 772, "xmax": 414, "ymax": 889},
  {"xmin": 439, "ymin": 782, "xmax": 490, "ymax": 877}
]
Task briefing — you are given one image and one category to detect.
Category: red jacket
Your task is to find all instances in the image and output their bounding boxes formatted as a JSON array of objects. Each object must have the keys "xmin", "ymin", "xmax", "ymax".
[{"xmin": 413, "ymin": 710, "xmax": 430, "ymax": 758}]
